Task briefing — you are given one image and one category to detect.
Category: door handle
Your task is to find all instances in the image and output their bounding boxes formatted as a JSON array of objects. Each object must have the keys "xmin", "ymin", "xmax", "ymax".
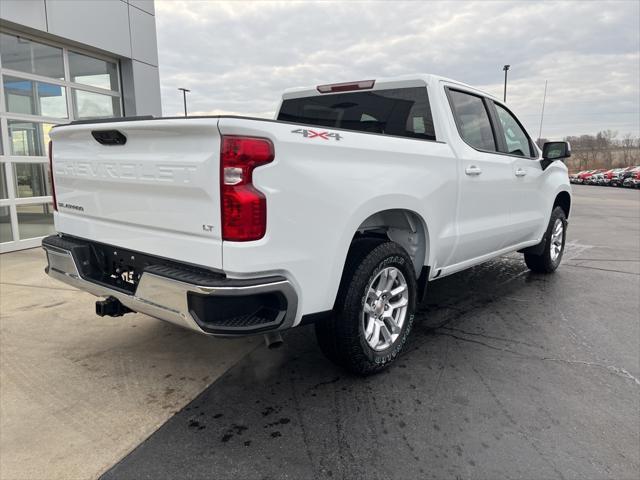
[
  {"xmin": 465, "ymin": 165, "xmax": 482, "ymax": 176},
  {"xmin": 515, "ymin": 168, "xmax": 527, "ymax": 177}
]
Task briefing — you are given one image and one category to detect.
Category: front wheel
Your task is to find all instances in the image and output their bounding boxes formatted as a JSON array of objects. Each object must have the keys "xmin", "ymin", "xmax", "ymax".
[
  {"xmin": 524, "ymin": 206, "xmax": 567, "ymax": 273},
  {"xmin": 315, "ymin": 240, "xmax": 417, "ymax": 375}
]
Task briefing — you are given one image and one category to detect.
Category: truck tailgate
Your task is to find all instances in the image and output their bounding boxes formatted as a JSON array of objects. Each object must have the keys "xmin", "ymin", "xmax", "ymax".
[{"xmin": 50, "ymin": 118, "xmax": 223, "ymax": 270}]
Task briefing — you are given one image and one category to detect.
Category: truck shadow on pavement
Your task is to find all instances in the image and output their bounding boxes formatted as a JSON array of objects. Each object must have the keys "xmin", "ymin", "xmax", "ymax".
[{"xmin": 103, "ymin": 253, "xmax": 633, "ymax": 480}]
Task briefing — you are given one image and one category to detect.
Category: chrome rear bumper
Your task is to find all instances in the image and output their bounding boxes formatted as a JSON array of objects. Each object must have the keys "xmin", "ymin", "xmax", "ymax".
[{"xmin": 42, "ymin": 235, "xmax": 298, "ymax": 336}]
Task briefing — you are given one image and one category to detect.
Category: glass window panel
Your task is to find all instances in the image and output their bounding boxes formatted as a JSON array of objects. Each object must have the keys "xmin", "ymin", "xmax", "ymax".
[
  {"xmin": 1, "ymin": 164, "xmax": 8, "ymax": 199},
  {"xmin": 0, "ymin": 206, "xmax": 13, "ymax": 243},
  {"xmin": 494, "ymin": 104, "xmax": 533, "ymax": 157},
  {"xmin": 13, "ymin": 163, "xmax": 51, "ymax": 198},
  {"xmin": 73, "ymin": 89, "xmax": 121, "ymax": 119},
  {"xmin": 17, "ymin": 203, "xmax": 54, "ymax": 239},
  {"xmin": 0, "ymin": 33, "xmax": 64, "ymax": 79},
  {"xmin": 3, "ymin": 75, "xmax": 68, "ymax": 118},
  {"xmin": 68, "ymin": 51, "xmax": 118, "ymax": 91},
  {"xmin": 448, "ymin": 90, "xmax": 496, "ymax": 151},
  {"xmin": 278, "ymin": 87, "xmax": 436, "ymax": 141},
  {"xmin": 7, "ymin": 120, "xmax": 47, "ymax": 156}
]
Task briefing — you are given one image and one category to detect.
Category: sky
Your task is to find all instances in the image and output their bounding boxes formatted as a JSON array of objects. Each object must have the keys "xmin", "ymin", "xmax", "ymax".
[{"xmin": 154, "ymin": 0, "xmax": 640, "ymax": 140}]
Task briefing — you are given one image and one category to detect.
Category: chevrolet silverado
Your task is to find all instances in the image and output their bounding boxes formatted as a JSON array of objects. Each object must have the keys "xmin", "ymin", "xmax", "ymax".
[{"xmin": 42, "ymin": 74, "xmax": 572, "ymax": 374}]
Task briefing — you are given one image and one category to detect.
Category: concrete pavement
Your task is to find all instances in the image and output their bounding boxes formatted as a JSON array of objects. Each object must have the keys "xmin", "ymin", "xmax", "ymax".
[{"xmin": 0, "ymin": 249, "xmax": 258, "ymax": 480}]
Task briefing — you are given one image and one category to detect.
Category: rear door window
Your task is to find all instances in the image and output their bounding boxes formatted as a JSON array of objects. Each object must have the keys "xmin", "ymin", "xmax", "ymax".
[
  {"xmin": 447, "ymin": 89, "xmax": 496, "ymax": 151},
  {"xmin": 278, "ymin": 87, "xmax": 436, "ymax": 141}
]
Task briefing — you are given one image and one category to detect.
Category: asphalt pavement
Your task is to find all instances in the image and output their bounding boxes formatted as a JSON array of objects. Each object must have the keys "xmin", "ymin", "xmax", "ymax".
[{"xmin": 96, "ymin": 185, "xmax": 639, "ymax": 479}]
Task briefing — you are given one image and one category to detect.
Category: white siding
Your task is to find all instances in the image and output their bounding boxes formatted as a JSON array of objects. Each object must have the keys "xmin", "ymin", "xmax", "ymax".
[
  {"xmin": 128, "ymin": 0, "xmax": 155, "ymax": 15},
  {"xmin": 129, "ymin": 3, "xmax": 158, "ymax": 66},
  {"xmin": 0, "ymin": 0, "xmax": 47, "ymax": 31},
  {"xmin": 45, "ymin": 0, "xmax": 131, "ymax": 58}
]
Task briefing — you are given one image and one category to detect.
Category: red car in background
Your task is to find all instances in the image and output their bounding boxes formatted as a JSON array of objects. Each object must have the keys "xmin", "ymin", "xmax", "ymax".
[
  {"xmin": 583, "ymin": 169, "xmax": 605, "ymax": 185},
  {"xmin": 601, "ymin": 169, "xmax": 617, "ymax": 185},
  {"xmin": 570, "ymin": 170, "xmax": 595, "ymax": 184}
]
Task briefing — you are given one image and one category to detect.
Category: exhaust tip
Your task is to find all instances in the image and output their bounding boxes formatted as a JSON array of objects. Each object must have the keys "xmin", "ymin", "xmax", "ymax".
[{"xmin": 264, "ymin": 332, "xmax": 284, "ymax": 349}]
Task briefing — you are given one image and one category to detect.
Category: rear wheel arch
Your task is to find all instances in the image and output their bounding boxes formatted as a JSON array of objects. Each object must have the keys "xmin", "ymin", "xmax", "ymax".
[{"xmin": 352, "ymin": 208, "xmax": 430, "ymax": 277}]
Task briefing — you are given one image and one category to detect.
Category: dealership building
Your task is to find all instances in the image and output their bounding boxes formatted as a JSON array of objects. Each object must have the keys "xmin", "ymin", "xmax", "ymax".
[{"xmin": 0, "ymin": 0, "xmax": 161, "ymax": 252}]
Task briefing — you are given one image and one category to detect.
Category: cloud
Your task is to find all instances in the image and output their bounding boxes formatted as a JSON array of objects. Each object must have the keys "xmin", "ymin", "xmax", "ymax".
[{"xmin": 155, "ymin": 0, "xmax": 639, "ymax": 138}]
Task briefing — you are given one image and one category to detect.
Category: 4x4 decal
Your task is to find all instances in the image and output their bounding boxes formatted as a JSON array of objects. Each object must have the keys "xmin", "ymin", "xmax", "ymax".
[{"xmin": 291, "ymin": 128, "xmax": 342, "ymax": 141}]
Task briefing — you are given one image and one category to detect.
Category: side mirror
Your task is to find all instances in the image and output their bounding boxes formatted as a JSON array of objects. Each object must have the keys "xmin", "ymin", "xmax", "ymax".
[
  {"xmin": 542, "ymin": 141, "xmax": 571, "ymax": 161},
  {"xmin": 541, "ymin": 141, "xmax": 571, "ymax": 170}
]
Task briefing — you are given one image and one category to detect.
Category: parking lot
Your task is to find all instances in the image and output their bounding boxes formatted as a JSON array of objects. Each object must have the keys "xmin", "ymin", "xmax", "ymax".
[{"xmin": 1, "ymin": 185, "xmax": 639, "ymax": 480}]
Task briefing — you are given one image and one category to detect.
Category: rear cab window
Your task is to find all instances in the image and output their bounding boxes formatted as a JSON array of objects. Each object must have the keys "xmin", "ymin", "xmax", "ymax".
[{"xmin": 277, "ymin": 87, "xmax": 436, "ymax": 141}]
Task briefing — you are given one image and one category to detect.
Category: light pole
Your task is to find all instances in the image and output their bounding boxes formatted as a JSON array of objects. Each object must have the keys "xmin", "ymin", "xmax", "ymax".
[
  {"xmin": 503, "ymin": 65, "xmax": 510, "ymax": 102},
  {"xmin": 178, "ymin": 87, "xmax": 190, "ymax": 117}
]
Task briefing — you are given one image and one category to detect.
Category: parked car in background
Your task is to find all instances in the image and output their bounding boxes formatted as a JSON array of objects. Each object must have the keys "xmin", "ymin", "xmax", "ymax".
[
  {"xmin": 570, "ymin": 166, "xmax": 639, "ymax": 187},
  {"xmin": 622, "ymin": 167, "xmax": 640, "ymax": 188},
  {"xmin": 590, "ymin": 171, "xmax": 605, "ymax": 185},
  {"xmin": 620, "ymin": 166, "xmax": 640, "ymax": 186},
  {"xmin": 575, "ymin": 170, "xmax": 596, "ymax": 184},
  {"xmin": 585, "ymin": 169, "xmax": 604, "ymax": 185},
  {"xmin": 601, "ymin": 169, "xmax": 616, "ymax": 186},
  {"xmin": 584, "ymin": 170, "xmax": 596, "ymax": 184},
  {"xmin": 608, "ymin": 168, "xmax": 627, "ymax": 187}
]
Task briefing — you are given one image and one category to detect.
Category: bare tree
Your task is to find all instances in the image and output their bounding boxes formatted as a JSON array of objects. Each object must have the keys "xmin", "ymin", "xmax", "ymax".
[
  {"xmin": 622, "ymin": 132, "xmax": 634, "ymax": 165},
  {"xmin": 562, "ymin": 131, "xmax": 638, "ymax": 172},
  {"xmin": 536, "ymin": 137, "xmax": 549, "ymax": 149}
]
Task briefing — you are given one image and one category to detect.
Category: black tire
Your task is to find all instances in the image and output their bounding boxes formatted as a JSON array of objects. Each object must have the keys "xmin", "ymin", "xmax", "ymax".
[
  {"xmin": 315, "ymin": 239, "xmax": 417, "ymax": 375},
  {"xmin": 524, "ymin": 206, "xmax": 567, "ymax": 273}
]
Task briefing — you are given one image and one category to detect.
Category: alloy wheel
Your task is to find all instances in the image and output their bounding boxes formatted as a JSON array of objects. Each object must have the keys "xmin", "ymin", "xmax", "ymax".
[
  {"xmin": 361, "ymin": 267, "xmax": 409, "ymax": 351},
  {"xmin": 550, "ymin": 218, "xmax": 564, "ymax": 262}
]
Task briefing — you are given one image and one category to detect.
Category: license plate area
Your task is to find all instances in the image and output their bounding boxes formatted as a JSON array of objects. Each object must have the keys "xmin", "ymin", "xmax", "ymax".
[
  {"xmin": 90, "ymin": 245, "xmax": 146, "ymax": 293},
  {"xmin": 105, "ymin": 248, "xmax": 142, "ymax": 291}
]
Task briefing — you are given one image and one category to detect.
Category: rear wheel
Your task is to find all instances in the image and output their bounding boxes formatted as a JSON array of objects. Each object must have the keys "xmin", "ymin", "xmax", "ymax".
[
  {"xmin": 524, "ymin": 206, "xmax": 567, "ymax": 273},
  {"xmin": 315, "ymin": 240, "xmax": 417, "ymax": 375}
]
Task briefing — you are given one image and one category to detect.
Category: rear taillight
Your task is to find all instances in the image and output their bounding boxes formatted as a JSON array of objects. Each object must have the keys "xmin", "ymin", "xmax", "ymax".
[
  {"xmin": 48, "ymin": 140, "xmax": 57, "ymax": 211},
  {"xmin": 220, "ymin": 136, "xmax": 274, "ymax": 241}
]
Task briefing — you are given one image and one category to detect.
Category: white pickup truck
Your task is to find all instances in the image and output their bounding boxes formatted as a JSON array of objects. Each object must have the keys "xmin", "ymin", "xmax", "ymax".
[{"xmin": 43, "ymin": 74, "xmax": 572, "ymax": 374}]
